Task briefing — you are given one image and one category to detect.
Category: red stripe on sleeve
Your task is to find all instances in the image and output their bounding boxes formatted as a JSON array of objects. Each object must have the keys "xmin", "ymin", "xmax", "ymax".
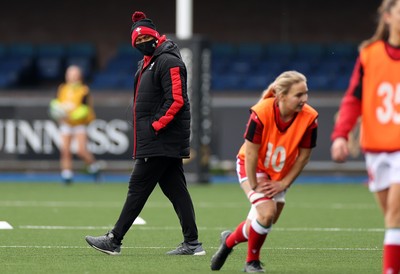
[{"xmin": 152, "ymin": 67, "xmax": 184, "ymax": 131}]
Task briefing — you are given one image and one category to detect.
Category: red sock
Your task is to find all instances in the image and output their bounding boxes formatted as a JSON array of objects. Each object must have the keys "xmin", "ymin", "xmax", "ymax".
[
  {"xmin": 247, "ymin": 220, "xmax": 268, "ymax": 262},
  {"xmin": 383, "ymin": 244, "xmax": 400, "ymax": 274},
  {"xmin": 226, "ymin": 221, "xmax": 247, "ymax": 248},
  {"xmin": 383, "ymin": 229, "xmax": 400, "ymax": 274}
]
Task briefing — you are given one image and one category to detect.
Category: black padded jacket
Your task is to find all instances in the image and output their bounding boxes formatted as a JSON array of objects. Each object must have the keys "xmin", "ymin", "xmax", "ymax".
[{"xmin": 132, "ymin": 38, "xmax": 191, "ymax": 159}]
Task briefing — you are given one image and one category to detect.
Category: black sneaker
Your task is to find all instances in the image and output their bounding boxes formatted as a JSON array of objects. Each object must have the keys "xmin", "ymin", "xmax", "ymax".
[
  {"xmin": 244, "ymin": 260, "xmax": 265, "ymax": 273},
  {"xmin": 85, "ymin": 232, "xmax": 121, "ymax": 255},
  {"xmin": 166, "ymin": 242, "xmax": 206, "ymax": 255},
  {"xmin": 62, "ymin": 177, "xmax": 73, "ymax": 185},
  {"xmin": 210, "ymin": 230, "xmax": 233, "ymax": 270},
  {"xmin": 87, "ymin": 162, "xmax": 102, "ymax": 183},
  {"xmin": 91, "ymin": 170, "xmax": 101, "ymax": 183}
]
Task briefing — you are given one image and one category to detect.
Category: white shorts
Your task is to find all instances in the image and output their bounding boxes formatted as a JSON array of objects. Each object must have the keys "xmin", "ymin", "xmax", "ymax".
[
  {"xmin": 236, "ymin": 157, "xmax": 266, "ymax": 183},
  {"xmin": 366, "ymin": 151, "xmax": 400, "ymax": 192},
  {"xmin": 247, "ymin": 191, "xmax": 286, "ymax": 220},
  {"xmin": 236, "ymin": 157, "xmax": 286, "ymax": 203},
  {"xmin": 60, "ymin": 123, "xmax": 86, "ymax": 136}
]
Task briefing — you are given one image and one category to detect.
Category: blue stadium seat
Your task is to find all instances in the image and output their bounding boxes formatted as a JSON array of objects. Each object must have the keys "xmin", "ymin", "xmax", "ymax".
[
  {"xmin": 37, "ymin": 44, "xmax": 65, "ymax": 58},
  {"xmin": 331, "ymin": 74, "xmax": 350, "ymax": 91},
  {"xmin": 105, "ymin": 57, "xmax": 138, "ymax": 74},
  {"xmin": 66, "ymin": 43, "xmax": 96, "ymax": 58},
  {"xmin": 0, "ymin": 44, "xmax": 7, "ymax": 58},
  {"xmin": 36, "ymin": 44, "xmax": 66, "ymax": 82},
  {"xmin": 237, "ymin": 43, "xmax": 265, "ymax": 61},
  {"xmin": 211, "ymin": 73, "xmax": 243, "ymax": 91},
  {"xmin": 325, "ymin": 42, "xmax": 358, "ymax": 61},
  {"xmin": 295, "ymin": 43, "xmax": 325, "ymax": 61},
  {"xmin": 86, "ymin": 44, "xmax": 142, "ymax": 91},
  {"xmin": 285, "ymin": 59, "xmax": 313, "ymax": 75},
  {"xmin": 317, "ymin": 60, "xmax": 342, "ymax": 75},
  {"xmin": 117, "ymin": 43, "xmax": 142, "ymax": 59},
  {"xmin": 228, "ymin": 61, "xmax": 253, "ymax": 74},
  {"xmin": 340, "ymin": 60, "xmax": 356, "ymax": 75},
  {"xmin": 120, "ymin": 75, "xmax": 135, "ymax": 90},
  {"xmin": 241, "ymin": 75, "xmax": 272, "ymax": 91},
  {"xmin": 264, "ymin": 43, "xmax": 295, "ymax": 62},
  {"xmin": 211, "ymin": 57, "xmax": 231, "ymax": 74},
  {"xmin": 90, "ymin": 72, "xmax": 125, "ymax": 90},
  {"xmin": 256, "ymin": 60, "xmax": 285, "ymax": 76},
  {"xmin": 0, "ymin": 44, "xmax": 35, "ymax": 87},
  {"xmin": 307, "ymin": 73, "xmax": 333, "ymax": 91},
  {"xmin": 7, "ymin": 43, "xmax": 35, "ymax": 58},
  {"xmin": 65, "ymin": 43, "xmax": 96, "ymax": 79},
  {"xmin": 36, "ymin": 57, "xmax": 64, "ymax": 81},
  {"xmin": 211, "ymin": 43, "xmax": 237, "ymax": 58},
  {"xmin": 0, "ymin": 70, "xmax": 19, "ymax": 88},
  {"xmin": 65, "ymin": 56, "xmax": 94, "ymax": 79}
]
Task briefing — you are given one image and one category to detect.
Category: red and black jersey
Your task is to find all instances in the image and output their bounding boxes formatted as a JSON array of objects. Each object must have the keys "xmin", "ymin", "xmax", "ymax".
[
  {"xmin": 244, "ymin": 102, "xmax": 318, "ymax": 148},
  {"xmin": 238, "ymin": 98, "xmax": 318, "ymax": 180}
]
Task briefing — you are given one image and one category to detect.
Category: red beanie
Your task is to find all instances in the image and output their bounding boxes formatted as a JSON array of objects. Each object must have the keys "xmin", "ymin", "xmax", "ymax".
[{"xmin": 131, "ymin": 11, "xmax": 160, "ymax": 47}]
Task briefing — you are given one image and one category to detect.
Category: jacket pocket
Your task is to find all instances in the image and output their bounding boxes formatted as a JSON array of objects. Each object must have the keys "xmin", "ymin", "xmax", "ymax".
[{"xmin": 148, "ymin": 120, "xmax": 157, "ymax": 139}]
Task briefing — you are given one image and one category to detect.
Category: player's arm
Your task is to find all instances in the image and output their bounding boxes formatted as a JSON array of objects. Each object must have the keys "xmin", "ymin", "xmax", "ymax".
[
  {"xmin": 244, "ymin": 140, "xmax": 260, "ymax": 190},
  {"xmin": 280, "ymin": 147, "xmax": 311, "ymax": 188},
  {"xmin": 263, "ymin": 147, "xmax": 312, "ymax": 198},
  {"xmin": 331, "ymin": 58, "xmax": 362, "ymax": 141},
  {"xmin": 281, "ymin": 117, "xmax": 318, "ymax": 187},
  {"xmin": 281, "ymin": 117, "xmax": 317, "ymax": 188},
  {"xmin": 152, "ymin": 59, "xmax": 185, "ymax": 133},
  {"xmin": 243, "ymin": 111, "xmax": 263, "ymax": 190},
  {"xmin": 331, "ymin": 57, "xmax": 363, "ymax": 162},
  {"xmin": 264, "ymin": 117, "xmax": 317, "ymax": 197}
]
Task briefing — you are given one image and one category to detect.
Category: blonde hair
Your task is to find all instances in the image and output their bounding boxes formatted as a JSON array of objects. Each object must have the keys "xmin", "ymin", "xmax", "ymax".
[
  {"xmin": 259, "ymin": 70, "xmax": 307, "ymax": 102},
  {"xmin": 359, "ymin": 0, "xmax": 399, "ymax": 50}
]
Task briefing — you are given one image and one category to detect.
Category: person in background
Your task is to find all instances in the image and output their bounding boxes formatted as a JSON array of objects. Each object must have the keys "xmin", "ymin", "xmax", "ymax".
[
  {"xmin": 49, "ymin": 65, "xmax": 99, "ymax": 184},
  {"xmin": 331, "ymin": 0, "xmax": 400, "ymax": 273},
  {"xmin": 85, "ymin": 11, "xmax": 205, "ymax": 256},
  {"xmin": 211, "ymin": 71, "xmax": 318, "ymax": 272}
]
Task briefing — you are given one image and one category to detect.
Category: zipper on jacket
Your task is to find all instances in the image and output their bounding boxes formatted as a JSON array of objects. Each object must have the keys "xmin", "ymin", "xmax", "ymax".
[{"xmin": 133, "ymin": 69, "xmax": 143, "ymax": 158}]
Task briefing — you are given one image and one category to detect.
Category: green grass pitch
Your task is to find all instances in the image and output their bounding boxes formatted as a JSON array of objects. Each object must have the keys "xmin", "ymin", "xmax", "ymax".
[{"xmin": 1, "ymin": 181, "xmax": 383, "ymax": 273}]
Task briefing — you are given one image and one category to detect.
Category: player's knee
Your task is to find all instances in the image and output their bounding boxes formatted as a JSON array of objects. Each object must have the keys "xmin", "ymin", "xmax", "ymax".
[
  {"xmin": 257, "ymin": 211, "xmax": 275, "ymax": 227},
  {"xmin": 76, "ymin": 149, "xmax": 89, "ymax": 158},
  {"xmin": 61, "ymin": 149, "xmax": 71, "ymax": 158},
  {"xmin": 385, "ymin": 207, "xmax": 400, "ymax": 227}
]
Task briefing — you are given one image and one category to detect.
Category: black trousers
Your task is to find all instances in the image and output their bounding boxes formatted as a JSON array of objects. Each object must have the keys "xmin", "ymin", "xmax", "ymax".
[{"xmin": 112, "ymin": 157, "xmax": 199, "ymax": 243}]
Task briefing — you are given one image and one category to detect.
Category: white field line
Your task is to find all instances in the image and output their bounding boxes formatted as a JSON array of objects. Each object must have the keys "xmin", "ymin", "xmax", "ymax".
[
  {"xmin": 0, "ymin": 200, "xmax": 378, "ymax": 209},
  {"xmin": 17, "ymin": 225, "xmax": 385, "ymax": 233},
  {"xmin": 0, "ymin": 245, "xmax": 382, "ymax": 251}
]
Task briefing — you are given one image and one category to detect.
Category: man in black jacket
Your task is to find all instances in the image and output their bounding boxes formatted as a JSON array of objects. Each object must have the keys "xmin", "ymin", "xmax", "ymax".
[{"xmin": 85, "ymin": 11, "xmax": 205, "ymax": 256}]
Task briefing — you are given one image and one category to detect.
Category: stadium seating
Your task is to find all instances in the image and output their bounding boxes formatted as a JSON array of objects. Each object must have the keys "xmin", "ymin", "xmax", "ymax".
[
  {"xmin": 35, "ymin": 44, "xmax": 66, "ymax": 82},
  {"xmin": 65, "ymin": 43, "xmax": 97, "ymax": 79},
  {"xmin": 0, "ymin": 42, "xmax": 98, "ymax": 89},
  {"xmin": 0, "ymin": 43, "xmax": 36, "ymax": 88},
  {"xmin": 89, "ymin": 43, "xmax": 141, "ymax": 91},
  {"xmin": 210, "ymin": 42, "xmax": 357, "ymax": 92},
  {"xmin": 0, "ymin": 41, "xmax": 357, "ymax": 92}
]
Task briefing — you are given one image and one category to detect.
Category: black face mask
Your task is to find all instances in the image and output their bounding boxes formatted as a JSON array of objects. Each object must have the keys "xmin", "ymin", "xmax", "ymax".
[{"xmin": 135, "ymin": 39, "xmax": 157, "ymax": 56}]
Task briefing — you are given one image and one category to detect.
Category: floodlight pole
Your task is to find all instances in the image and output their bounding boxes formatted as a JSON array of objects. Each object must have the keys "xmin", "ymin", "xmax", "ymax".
[
  {"xmin": 176, "ymin": 0, "xmax": 193, "ymax": 40},
  {"xmin": 174, "ymin": 0, "xmax": 211, "ymax": 183}
]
